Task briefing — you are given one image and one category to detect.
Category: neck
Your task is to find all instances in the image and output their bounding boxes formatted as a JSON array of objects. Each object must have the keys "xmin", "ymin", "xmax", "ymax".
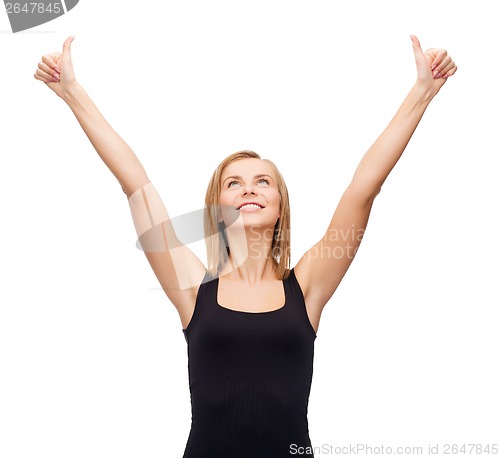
[{"xmin": 221, "ymin": 224, "xmax": 277, "ymax": 282}]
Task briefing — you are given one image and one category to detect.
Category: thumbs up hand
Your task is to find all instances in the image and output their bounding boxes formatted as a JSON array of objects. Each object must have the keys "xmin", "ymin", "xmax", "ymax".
[
  {"xmin": 410, "ymin": 35, "xmax": 457, "ymax": 95},
  {"xmin": 34, "ymin": 36, "xmax": 77, "ymax": 98}
]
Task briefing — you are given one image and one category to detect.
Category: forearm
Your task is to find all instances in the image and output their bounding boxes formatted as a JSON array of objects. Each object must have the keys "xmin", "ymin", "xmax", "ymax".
[
  {"xmin": 350, "ymin": 83, "xmax": 437, "ymax": 198},
  {"xmin": 63, "ymin": 83, "xmax": 149, "ymax": 196}
]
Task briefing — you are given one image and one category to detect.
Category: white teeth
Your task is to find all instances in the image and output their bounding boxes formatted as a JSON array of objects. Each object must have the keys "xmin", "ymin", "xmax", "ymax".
[{"xmin": 240, "ymin": 203, "xmax": 262, "ymax": 210}]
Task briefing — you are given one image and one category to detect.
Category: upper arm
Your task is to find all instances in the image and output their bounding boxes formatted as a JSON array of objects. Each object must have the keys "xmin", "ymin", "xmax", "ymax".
[
  {"xmin": 127, "ymin": 182, "xmax": 207, "ymax": 312},
  {"xmin": 294, "ymin": 184, "xmax": 378, "ymax": 312}
]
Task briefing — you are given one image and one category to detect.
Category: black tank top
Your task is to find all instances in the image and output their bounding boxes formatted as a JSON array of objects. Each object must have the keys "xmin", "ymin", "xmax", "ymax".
[{"xmin": 181, "ymin": 267, "xmax": 317, "ymax": 458}]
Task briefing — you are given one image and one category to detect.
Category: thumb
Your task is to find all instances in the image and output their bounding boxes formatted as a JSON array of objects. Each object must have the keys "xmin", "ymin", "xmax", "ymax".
[
  {"xmin": 61, "ymin": 35, "xmax": 75, "ymax": 64},
  {"xmin": 410, "ymin": 34, "xmax": 426, "ymax": 66}
]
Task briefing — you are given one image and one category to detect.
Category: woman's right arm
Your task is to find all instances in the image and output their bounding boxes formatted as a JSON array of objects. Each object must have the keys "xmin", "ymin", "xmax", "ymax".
[
  {"xmin": 34, "ymin": 37, "xmax": 207, "ymax": 324},
  {"xmin": 63, "ymin": 82, "xmax": 148, "ymax": 197},
  {"xmin": 34, "ymin": 36, "xmax": 147, "ymax": 197}
]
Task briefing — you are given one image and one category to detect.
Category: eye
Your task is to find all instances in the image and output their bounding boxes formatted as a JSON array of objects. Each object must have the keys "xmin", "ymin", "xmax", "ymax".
[{"xmin": 226, "ymin": 178, "xmax": 269, "ymax": 188}]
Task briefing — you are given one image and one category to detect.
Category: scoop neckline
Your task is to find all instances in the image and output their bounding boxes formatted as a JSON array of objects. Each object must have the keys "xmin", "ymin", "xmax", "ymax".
[{"xmin": 215, "ymin": 275, "xmax": 287, "ymax": 314}]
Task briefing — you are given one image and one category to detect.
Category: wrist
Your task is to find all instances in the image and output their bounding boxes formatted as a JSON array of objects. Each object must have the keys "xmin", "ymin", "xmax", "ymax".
[
  {"xmin": 60, "ymin": 81, "xmax": 84, "ymax": 104},
  {"xmin": 412, "ymin": 81, "xmax": 439, "ymax": 103}
]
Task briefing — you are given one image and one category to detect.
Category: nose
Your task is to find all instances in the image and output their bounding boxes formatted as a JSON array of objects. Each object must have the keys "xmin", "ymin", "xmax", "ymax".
[{"xmin": 242, "ymin": 182, "xmax": 257, "ymax": 195}]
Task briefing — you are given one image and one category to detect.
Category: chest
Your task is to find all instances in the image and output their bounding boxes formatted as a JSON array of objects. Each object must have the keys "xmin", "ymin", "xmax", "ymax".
[{"xmin": 217, "ymin": 278, "xmax": 285, "ymax": 313}]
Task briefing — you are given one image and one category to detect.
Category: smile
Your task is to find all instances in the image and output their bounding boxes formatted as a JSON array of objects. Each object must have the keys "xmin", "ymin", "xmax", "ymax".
[{"xmin": 238, "ymin": 203, "xmax": 264, "ymax": 210}]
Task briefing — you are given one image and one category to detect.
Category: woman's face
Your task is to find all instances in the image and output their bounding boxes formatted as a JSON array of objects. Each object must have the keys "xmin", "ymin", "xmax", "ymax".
[{"xmin": 219, "ymin": 158, "xmax": 281, "ymax": 231}]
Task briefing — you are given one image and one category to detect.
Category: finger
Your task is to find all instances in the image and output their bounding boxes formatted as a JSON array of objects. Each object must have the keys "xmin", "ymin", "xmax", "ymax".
[
  {"xmin": 41, "ymin": 53, "xmax": 61, "ymax": 72},
  {"xmin": 443, "ymin": 65, "xmax": 458, "ymax": 79},
  {"xmin": 61, "ymin": 36, "xmax": 75, "ymax": 66},
  {"xmin": 429, "ymin": 49, "xmax": 448, "ymax": 71},
  {"xmin": 410, "ymin": 34, "xmax": 427, "ymax": 66},
  {"xmin": 425, "ymin": 48, "xmax": 441, "ymax": 61},
  {"xmin": 34, "ymin": 72, "xmax": 55, "ymax": 83},
  {"xmin": 38, "ymin": 61, "xmax": 59, "ymax": 78},
  {"xmin": 437, "ymin": 60, "xmax": 455, "ymax": 78},
  {"xmin": 34, "ymin": 68, "xmax": 59, "ymax": 82},
  {"xmin": 433, "ymin": 56, "xmax": 452, "ymax": 77},
  {"xmin": 35, "ymin": 67, "xmax": 58, "ymax": 82}
]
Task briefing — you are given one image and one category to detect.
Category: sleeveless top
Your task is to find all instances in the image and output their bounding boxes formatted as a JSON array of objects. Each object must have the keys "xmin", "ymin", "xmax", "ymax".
[{"xmin": 181, "ymin": 267, "xmax": 317, "ymax": 458}]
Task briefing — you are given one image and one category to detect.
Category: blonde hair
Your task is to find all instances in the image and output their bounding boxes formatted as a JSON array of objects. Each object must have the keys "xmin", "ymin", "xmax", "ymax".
[{"xmin": 204, "ymin": 150, "xmax": 291, "ymax": 280}]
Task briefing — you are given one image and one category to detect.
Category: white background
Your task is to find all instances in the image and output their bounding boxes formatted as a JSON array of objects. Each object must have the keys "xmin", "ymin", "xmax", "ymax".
[{"xmin": 1, "ymin": 1, "xmax": 499, "ymax": 457}]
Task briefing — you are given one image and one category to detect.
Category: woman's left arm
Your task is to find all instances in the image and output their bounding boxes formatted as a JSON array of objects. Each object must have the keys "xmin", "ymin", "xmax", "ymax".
[{"xmin": 294, "ymin": 36, "xmax": 457, "ymax": 313}]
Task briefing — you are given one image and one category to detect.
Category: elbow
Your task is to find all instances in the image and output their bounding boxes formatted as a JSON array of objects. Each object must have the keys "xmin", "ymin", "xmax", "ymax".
[
  {"xmin": 121, "ymin": 183, "xmax": 135, "ymax": 199},
  {"xmin": 121, "ymin": 184, "xmax": 131, "ymax": 198},
  {"xmin": 120, "ymin": 175, "xmax": 151, "ymax": 199},
  {"xmin": 371, "ymin": 187, "xmax": 382, "ymax": 201},
  {"xmin": 347, "ymin": 181, "xmax": 382, "ymax": 206},
  {"xmin": 365, "ymin": 187, "xmax": 381, "ymax": 207}
]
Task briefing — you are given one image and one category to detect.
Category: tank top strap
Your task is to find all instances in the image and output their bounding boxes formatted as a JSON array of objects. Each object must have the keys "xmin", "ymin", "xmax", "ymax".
[
  {"xmin": 286, "ymin": 267, "xmax": 317, "ymax": 338},
  {"xmin": 284, "ymin": 267, "xmax": 301, "ymax": 309},
  {"xmin": 182, "ymin": 269, "xmax": 217, "ymax": 343},
  {"xmin": 201, "ymin": 270, "xmax": 218, "ymax": 306}
]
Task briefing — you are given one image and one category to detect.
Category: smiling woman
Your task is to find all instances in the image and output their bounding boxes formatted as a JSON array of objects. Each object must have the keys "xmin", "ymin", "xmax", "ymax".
[
  {"xmin": 33, "ymin": 34, "xmax": 457, "ymax": 457},
  {"xmin": 205, "ymin": 150, "xmax": 290, "ymax": 280}
]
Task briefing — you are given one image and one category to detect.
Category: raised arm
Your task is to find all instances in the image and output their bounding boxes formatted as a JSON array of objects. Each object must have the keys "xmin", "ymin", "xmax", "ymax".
[
  {"xmin": 346, "ymin": 35, "xmax": 457, "ymax": 198},
  {"xmin": 34, "ymin": 37, "xmax": 206, "ymax": 326},
  {"xmin": 294, "ymin": 35, "xmax": 457, "ymax": 327},
  {"xmin": 34, "ymin": 36, "xmax": 148, "ymax": 196}
]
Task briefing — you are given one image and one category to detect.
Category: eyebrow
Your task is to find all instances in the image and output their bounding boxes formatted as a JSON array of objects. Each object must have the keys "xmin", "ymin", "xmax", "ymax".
[{"xmin": 222, "ymin": 174, "xmax": 273, "ymax": 185}]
